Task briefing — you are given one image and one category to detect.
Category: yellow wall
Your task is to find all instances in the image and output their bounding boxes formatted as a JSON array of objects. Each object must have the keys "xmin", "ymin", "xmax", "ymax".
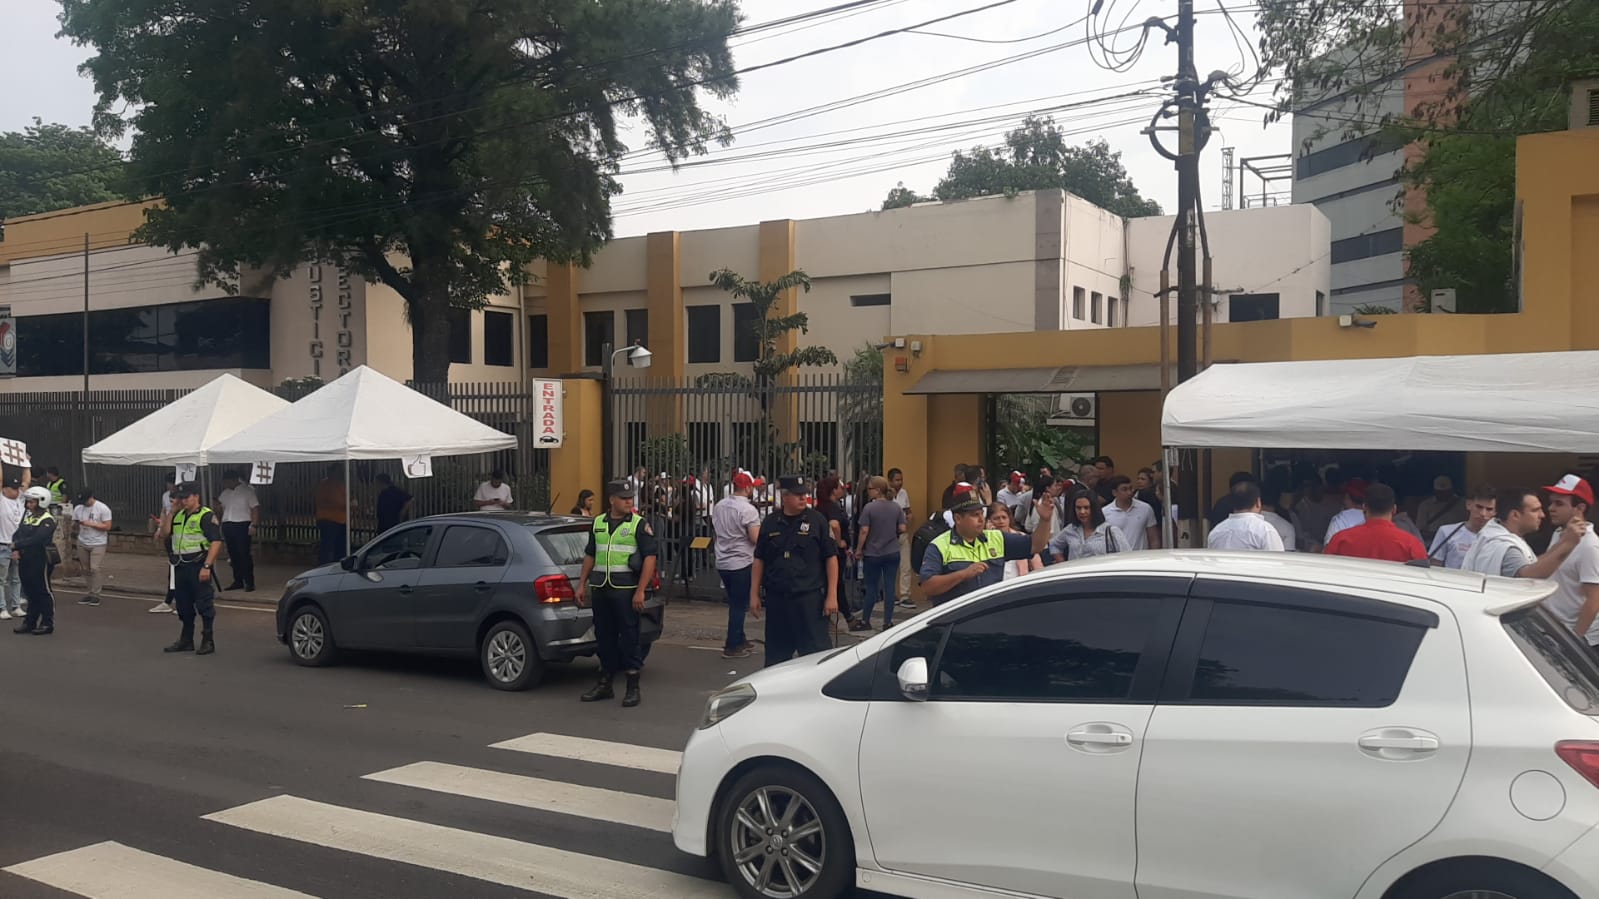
[
  {"xmin": 0, "ymin": 201, "xmax": 155, "ymax": 267},
  {"xmin": 547, "ymin": 378, "xmax": 605, "ymax": 511}
]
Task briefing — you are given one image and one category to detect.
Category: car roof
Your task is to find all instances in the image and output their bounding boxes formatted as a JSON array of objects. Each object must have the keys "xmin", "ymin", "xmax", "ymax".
[
  {"xmin": 406, "ymin": 511, "xmax": 593, "ymax": 528},
  {"xmin": 1031, "ymin": 549, "xmax": 1556, "ymax": 615}
]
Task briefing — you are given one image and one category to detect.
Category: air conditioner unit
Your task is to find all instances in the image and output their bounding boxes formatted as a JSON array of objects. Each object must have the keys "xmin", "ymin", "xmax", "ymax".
[
  {"xmin": 1049, "ymin": 393, "xmax": 1096, "ymax": 425},
  {"xmin": 1571, "ymin": 79, "xmax": 1599, "ymax": 130}
]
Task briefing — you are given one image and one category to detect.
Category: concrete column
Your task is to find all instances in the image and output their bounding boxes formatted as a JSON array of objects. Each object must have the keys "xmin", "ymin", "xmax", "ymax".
[
  {"xmin": 645, "ymin": 232, "xmax": 684, "ymax": 434},
  {"xmin": 545, "ymin": 264, "xmax": 583, "ymax": 375},
  {"xmin": 547, "ymin": 377, "xmax": 605, "ymax": 509},
  {"xmin": 758, "ymin": 219, "xmax": 800, "ymax": 448}
]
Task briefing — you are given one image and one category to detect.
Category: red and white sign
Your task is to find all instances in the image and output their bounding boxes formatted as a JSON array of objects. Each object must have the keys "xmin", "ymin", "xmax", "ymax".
[{"xmin": 533, "ymin": 379, "xmax": 564, "ymax": 448}]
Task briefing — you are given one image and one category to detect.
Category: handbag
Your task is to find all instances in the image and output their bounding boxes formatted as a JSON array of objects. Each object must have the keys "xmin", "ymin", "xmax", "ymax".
[{"xmin": 45, "ymin": 544, "xmax": 62, "ymax": 566}]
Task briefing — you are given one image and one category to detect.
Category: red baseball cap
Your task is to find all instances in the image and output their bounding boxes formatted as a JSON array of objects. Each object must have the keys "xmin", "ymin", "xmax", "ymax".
[
  {"xmin": 1343, "ymin": 478, "xmax": 1369, "ymax": 502},
  {"xmin": 951, "ymin": 481, "xmax": 974, "ymax": 498},
  {"xmin": 1008, "ymin": 470, "xmax": 1024, "ymax": 486},
  {"xmin": 732, "ymin": 471, "xmax": 763, "ymax": 490},
  {"xmin": 1546, "ymin": 474, "xmax": 1596, "ymax": 505}
]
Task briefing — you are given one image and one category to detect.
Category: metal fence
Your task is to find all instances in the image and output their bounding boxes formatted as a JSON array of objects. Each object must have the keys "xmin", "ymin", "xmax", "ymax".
[
  {"xmin": 609, "ymin": 372, "xmax": 883, "ymax": 596},
  {"xmin": 0, "ymin": 382, "xmax": 548, "ymax": 548}
]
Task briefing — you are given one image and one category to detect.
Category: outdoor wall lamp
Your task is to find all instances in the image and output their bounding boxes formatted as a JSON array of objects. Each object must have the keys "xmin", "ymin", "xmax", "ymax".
[{"xmin": 1338, "ymin": 315, "xmax": 1378, "ymax": 329}]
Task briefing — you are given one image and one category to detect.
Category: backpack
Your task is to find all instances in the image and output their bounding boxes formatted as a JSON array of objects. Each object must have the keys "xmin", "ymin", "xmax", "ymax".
[{"xmin": 910, "ymin": 513, "xmax": 951, "ymax": 576}]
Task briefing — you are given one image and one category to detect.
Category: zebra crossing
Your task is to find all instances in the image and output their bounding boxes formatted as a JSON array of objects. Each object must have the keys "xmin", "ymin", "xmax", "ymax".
[{"xmin": 2, "ymin": 730, "xmax": 734, "ymax": 899}]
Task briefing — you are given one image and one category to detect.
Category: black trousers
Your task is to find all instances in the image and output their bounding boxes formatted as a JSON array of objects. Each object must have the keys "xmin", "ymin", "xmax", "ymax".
[
  {"xmin": 19, "ymin": 550, "xmax": 53, "ymax": 629},
  {"xmin": 591, "ymin": 586, "xmax": 643, "ymax": 673},
  {"xmin": 222, "ymin": 522, "xmax": 254, "ymax": 588},
  {"xmin": 173, "ymin": 563, "xmax": 216, "ymax": 638},
  {"xmin": 763, "ymin": 589, "xmax": 830, "ymax": 668}
]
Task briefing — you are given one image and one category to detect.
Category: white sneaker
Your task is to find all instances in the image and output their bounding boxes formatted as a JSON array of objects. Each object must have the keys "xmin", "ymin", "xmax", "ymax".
[
  {"xmin": 148, "ymin": 602, "xmax": 172, "ymax": 613},
  {"xmin": 0, "ymin": 610, "xmax": 10, "ymax": 620}
]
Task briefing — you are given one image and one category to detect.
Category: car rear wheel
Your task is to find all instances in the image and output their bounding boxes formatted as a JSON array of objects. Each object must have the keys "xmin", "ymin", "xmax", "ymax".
[
  {"xmin": 716, "ymin": 765, "xmax": 853, "ymax": 899},
  {"xmin": 288, "ymin": 605, "xmax": 337, "ymax": 667},
  {"xmin": 1397, "ymin": 864, "xmax": 1578, "ymax": 899},
  {"xmin": 481, "ymin": 619, "xmax": 543, "ymax": 691}
]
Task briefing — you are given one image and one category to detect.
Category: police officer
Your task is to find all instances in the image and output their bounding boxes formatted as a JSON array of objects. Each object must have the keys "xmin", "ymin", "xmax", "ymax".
[
  {"xmin": 158, "ymin": 482, "xmax": 222, "ymax": 655},
  {"xmin": 577, "ymin": 480, "xmax": 658, "ymax": 708},
  {"xmin": 751, "ymin": 475, "xmax": 838, "ymax": 667},
  {"xmin": 920, "ymin": 494, "xmax": 1054, "ymax": 605}
]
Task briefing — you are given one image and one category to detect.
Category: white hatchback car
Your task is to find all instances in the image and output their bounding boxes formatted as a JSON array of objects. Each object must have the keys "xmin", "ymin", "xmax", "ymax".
[{"xmin": 673, "ymin": 551, "xmax": 1599, "ymax": 899}]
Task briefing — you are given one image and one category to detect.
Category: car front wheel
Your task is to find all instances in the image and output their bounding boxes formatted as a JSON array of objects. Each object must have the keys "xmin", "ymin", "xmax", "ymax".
[
  {"xmin": 716, "ymin": 765, "xmax": 854, "ymax": 899},
  {"xmin": 480, "ymin": 619, "xmax": 543, "ymax": 691},
  {"xmin": 287, "ymin": 604, "xmax": 337, "ymax": 667}
]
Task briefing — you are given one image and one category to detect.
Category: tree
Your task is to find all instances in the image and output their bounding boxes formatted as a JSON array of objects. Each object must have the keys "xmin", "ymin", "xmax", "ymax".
[
  {"xmin": 0, "ymin": 119, "xmax": 124, "ymax": 219},
  {"xmin": 58, "ymin": 0, "xmax": 740, "ymax": 383},
  {"xmin": 273, "ymin": 376, "xmax": 325, "ymax": 401},
  {"xmin": 880, "ymin": 182, "xmax": 927, "ymax": 211},
  {"xmin": 708, "ymin": 268, "xmax": 837, "ymax": 382},
  {"xmin": 881, "ymin": 117, "xmax": 1162, "ymax": 217}
]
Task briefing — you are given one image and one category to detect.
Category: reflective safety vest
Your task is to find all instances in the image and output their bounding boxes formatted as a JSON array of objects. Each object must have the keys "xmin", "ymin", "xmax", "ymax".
[
  {"xmin": 590, "ymin": 514, "xmax": 643, "ymax": 588},
  {"xmin": 23, "ymin": 510, "xmax": 53, "ymax": 528},
  {"xmin": 930, "ymin": 528, "xmax": 1005, "ymax": 568},
  {"xmin": 46, "ymin": 479, "xmax": 67, "ymax": 506},
  {"xmin": 172, "ymin": 506, "xmax": 215, "ymax": 561}
]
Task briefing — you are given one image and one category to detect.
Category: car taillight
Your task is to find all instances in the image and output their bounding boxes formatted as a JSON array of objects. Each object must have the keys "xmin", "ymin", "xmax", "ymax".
[
  {"xmin": 1556, "ymin": 741, "xmax": 1599, "ymax": 788},
  {"xmin": 535, "ymin": 575, "xmax": 575, "ymax": 604}
]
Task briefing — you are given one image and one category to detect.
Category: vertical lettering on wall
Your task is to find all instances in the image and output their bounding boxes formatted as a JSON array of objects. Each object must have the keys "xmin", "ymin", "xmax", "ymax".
[
  {"xmin": 308, "ymin": 265, "xmax": 324, "ymax": 377},
  {"xmin": 336, "ymin": 272, "xmax": 353, "ymax": 374}
]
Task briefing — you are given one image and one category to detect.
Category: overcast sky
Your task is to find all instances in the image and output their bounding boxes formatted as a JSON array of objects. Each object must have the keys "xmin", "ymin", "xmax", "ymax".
[{"xmin": 3, "ymin": 0, "xmax": 1292, "ymax": 238}]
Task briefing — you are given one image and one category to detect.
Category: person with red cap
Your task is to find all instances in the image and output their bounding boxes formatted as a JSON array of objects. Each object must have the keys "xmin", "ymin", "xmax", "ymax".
[
  {"xmin": 1323, "ymin": 478, "xmax": 1370, "ymax": 544},
  {"xmin": 712, "ymin": 471, "xmax": 763, "ymax": 659},
  {"xmin": 1541, "ymin": 475, "xmax": 1599, "ymax": 646},
  {"xmin": 1324, "ymin": 483, "xmax": 1427, "ymax": 563}
]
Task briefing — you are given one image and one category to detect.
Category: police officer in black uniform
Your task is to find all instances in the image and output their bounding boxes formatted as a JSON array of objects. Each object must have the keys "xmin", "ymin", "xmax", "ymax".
[
  {"xmin": 751, "ymin": 475, "xmax": 838, "ymax": 668},
  {"xmin": 577, "ymin": 480, "xmax": 659, "ymax": 708},
  {"xmin": 159, "ymin": 482, "xmax": 223, "ymax": 655}
]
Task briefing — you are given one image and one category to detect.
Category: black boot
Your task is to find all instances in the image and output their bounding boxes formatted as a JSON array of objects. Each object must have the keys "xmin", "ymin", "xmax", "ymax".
[
  {"xmin": 31, "ymin": 624, "xmax": 53, "ymax": 635},
  {"xmin": 580, "ymin": 673, "xmax": 614, "ymax": 702},
  {"xmin": 622, "ymin": 672, "xmax": 641, "ymax": 708},
  {"xmin": 196, "ymin": 633, "xmax": 215, "ymax": 656},
  {"xmin": 13, "ymin": 622, "xmax": 34, "ymax": 634},
  {"xmin": 165, "ymin": 626, "xmax": 195, "ymax": 653}
]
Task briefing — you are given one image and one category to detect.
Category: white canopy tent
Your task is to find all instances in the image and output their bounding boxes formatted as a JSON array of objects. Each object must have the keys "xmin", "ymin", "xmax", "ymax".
[
  {"xmin": 81, "ymin": 373, "xmax": 290, "ymax": 466},
  {"xmin": 205, "ymin": 366, "xmax": 519, "ymax": 555}
]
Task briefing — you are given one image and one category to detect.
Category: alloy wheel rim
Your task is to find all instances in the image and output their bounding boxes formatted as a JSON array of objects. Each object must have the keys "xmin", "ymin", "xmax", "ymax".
[
  {"xmin": 728, "ymin": 785, "xmax": 826, "ymax": 898},
  {"xmin": 487, "ymin": 631, "xmax": 525, "ymax": 682},
  {"xmin": 291, "ymin": 614, "xmax": 323, "ymax": 658}
]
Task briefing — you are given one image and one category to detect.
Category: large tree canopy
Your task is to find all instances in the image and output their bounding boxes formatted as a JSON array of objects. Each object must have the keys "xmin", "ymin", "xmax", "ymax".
[
  {"xmin": 0, "ymin": 119, "xmax": 125, "ymax": 219},
  {"xmin": 58, "ymin": 0, "xmax": 740, "ymax": 381},
  {"xmin": 882, "ymin": 117, "xmax": 1162, "ymax": 218}
]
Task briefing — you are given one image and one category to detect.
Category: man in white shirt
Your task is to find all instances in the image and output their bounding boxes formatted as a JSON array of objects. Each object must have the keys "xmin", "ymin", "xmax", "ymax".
[
  {"xmin": 1461, "ymin": 486, "xmax": 1586, "ymax": 580},
  {"xmin": 217, "ymin": 470, "xmax": 261, "ymax": 592},
  {"xmin": 888, "ymin": 467, "xmax": 916, "ymax": 611},
  {"xmin": 1416, "ymin": 476, "xmax": 1468, "ymax": 546},
  {"xmin": 1427, "ymin": 484, "xmax": 1496, "ymax": 569},
  {"xmin": 0, "ymin": 469, "xmax": 29, "ymax": 619},
  {"xmin": 996, "ymin": 471, "xmax": 1027, "ymax": 513},
  {"xmin": 1324, "ymin": 479, "xmax": 1369, "ymax": 545},
  {"xmin": 1102, "ymin": 475, "xmax": 1160, "ymax": 550},
  {"xmin": 712, "ymin": 472, "xmax": 763, "ymax": 659},
  {"xmin": 474, "ymin": 470, "xmax": 514, "ymax": 511},
  {"xmin": 1540, "ymin": 476, "xmax": 1599, "ymax": 646},
  {"xmin": 1207, "ymin": 482, "xmax": 1286, "ymax": 551},
  {"xmin": 73, "ymin": 488, "xmax": 114, "ymax": 606}
]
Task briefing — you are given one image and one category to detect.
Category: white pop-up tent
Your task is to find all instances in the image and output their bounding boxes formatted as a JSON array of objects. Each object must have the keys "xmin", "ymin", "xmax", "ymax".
[
  {"xmin": 81, "ymin": 373, "xmax": 290, "ymax": 466},
  {"xmin": 1161, "ymin": 351, "xmax": 1599, "ymax": 454}
]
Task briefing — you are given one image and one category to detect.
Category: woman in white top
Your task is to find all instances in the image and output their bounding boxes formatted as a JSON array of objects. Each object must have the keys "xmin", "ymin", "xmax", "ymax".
[
  {"xmin": 1048, "ymin": 491, "xmax": 1130, "ymax": 562},
  {"xmin": 987, "ymin": 503, "xmax": 1041, "ymax": 579}
]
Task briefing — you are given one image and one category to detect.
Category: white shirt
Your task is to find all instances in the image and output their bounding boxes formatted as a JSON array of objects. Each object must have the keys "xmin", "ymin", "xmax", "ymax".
[
  {"xmin": 893, "ymin": 488, "xmax": 911, "ymax": 514},
  {"xmin": 1428, "ymin": 520, "xmax": 1481, "ymax": 569},
  {"xmin": 712, "ymin": 496, "xmax": 760, "ymax": 570},
  {"xmin": 0, "ymin": 494, "xmax": 24, "ymax": 544},
  {"xmin": 74, "ymin": 501, "xmax": 113, "ymax": 547},
  {"xmin": 475, "ymin": 481, "xmax": 513, "ymax": 511},
  {"xmin": 1263, "ymin": 511, "xmax": 1296, "ymax": 551},
  {"xmin": 1325, "ymin": 508, "xmax": 1365, "ymax": 543},
  {"xmin": 161, "ymin": 491, "xmax": 175, "ymax": 516},
  {"xmin": 1543, "ymin": 525, "xmax": 1599, "ymax": 645},
  {"xmin": 217, "ymin": 484, "xmax": 260, "ymax": 524},
  {"xmin": 1103, "ymin": 498, "xmax": 1157, "ymax": 550},
  {"xmin": 996, "ymin": 487, "xmax": 1026, "ymax": 510},
  {"xmin": 1207, "ymin": 511, "xmax": 1286, "ymax": 551}
]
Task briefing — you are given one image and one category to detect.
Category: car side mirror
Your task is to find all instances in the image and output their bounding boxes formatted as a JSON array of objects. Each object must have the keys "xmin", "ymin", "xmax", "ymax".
[
  {"xmin": 896, "ymin": 657, "xmax": 930, "ymax": 702},
  {"xmin": 340, "ymin": 555, "xmax": 358, "ymax": 572}
]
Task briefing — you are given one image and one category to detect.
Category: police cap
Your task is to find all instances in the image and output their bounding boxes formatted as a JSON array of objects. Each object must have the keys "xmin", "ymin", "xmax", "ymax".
[
  {"xmin": 606, "ymin": 479, "xmax": 636, "ymax": 499},
  {"xmin": 173, "ymin": 482, "xmax": 201, "ymax": 498},
  {"xmin": 777, "ymin": 475, "xmax": 812, "ymax": 495}
]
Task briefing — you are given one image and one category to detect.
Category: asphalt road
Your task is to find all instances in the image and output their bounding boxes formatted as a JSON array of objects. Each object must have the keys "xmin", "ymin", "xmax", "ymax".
[{"xmin": 0, "ymin": 587, "xmax": 777, "ymax": 898}]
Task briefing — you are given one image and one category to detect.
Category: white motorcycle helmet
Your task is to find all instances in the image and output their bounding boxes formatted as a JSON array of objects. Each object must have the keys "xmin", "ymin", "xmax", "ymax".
[{"xmin": 23, "ymin": 486, "xmax": 52, "ymax": 506}]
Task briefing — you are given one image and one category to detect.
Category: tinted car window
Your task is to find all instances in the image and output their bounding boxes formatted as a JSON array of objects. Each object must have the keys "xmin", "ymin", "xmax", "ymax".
[
  {"xmin": 1189, "ymin": 602, "xmax": 1425, "ymax": 707},
  {"xmin": 435, "ymin": 526, "xmax": 510, "ymax": 568},
  {"xmin": 364, "ymin": 525, "xmax": 433, "ymax": 570},
  {"xmin": 533, "ymin": 524, "xmax": 590, "ymax": 566},
  {"xmin": 1505, "ymin": 606, "xmax": 1599, "ymax": 715},
  {"xmin": 933, "ymin": 596, "xmax": 1162, "ymax": 702}
]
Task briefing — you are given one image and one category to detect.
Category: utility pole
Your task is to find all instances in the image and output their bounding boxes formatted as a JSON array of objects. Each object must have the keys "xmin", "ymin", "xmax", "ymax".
[
  {"xmin": 81, "ymin": 232, "xmax": 91, "ymax": 489},
  {"xmin": 1174, "ymin": 0, "xmax": 1199, "ymax": 384}
]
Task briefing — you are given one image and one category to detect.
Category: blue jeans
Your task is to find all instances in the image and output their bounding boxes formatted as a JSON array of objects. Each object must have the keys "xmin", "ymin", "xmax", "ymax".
[
  {"xmin": 718, "ymin": 565, "xmax": 752, "ymax": 652},
  {"xmin": 862, "ymin": 553, "xmax": 900, "ymax": 626},
  {"xmin": 0, "ymin": 548, "xmax": 18, "ymax": 612}
]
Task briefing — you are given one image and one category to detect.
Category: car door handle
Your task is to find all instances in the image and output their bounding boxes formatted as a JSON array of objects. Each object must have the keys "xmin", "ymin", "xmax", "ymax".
[
  {"xmin": 1359, "ymin": 735, "xmax": 1439, "ymax": 751},
  {"xmin": 397, "ymin": 585, "xmax": 414, "ymax": 595},
  {"xmin": 1358, "ymin": 728, "xmax": 1440, "ymax": 758},
  {"xmin": 473, "ymin": 581, "xmax": 491, "ymax": 592},
  {"xmin": 1066, "ymin": 724, "xmax": 1134, "ymax": 748}
]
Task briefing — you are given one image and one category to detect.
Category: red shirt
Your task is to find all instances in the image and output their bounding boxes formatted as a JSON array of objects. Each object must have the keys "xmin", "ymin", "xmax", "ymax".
[{"xmin": 1325, "ymin": 519, "xmax": 1427, "ymax": 563}]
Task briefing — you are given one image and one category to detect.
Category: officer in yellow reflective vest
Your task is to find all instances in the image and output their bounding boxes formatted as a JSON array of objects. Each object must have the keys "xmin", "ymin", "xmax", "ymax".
[
  {"xmin": 577, "ymin": 480, "xmax": 658, "ymax": 708},
  {"xmin": 919, "ymin": 495, "xmax": 1055, "ymax": 605},
  {"xmin": 157, "ymin": 483, "xmax": 223, "ymax": 655}
]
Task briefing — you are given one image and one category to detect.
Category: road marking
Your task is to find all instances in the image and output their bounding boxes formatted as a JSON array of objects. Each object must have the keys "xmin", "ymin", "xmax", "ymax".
[
  {"xmin": 489, "ymin": 732, "xmax": 681, "ymax": 775},
  {"xmin": 205, "ymin": 796, "xmax": 730, "ymax": 899},
  {"xmin": 363, "ymin": 761, "xmax": 674, "ymax": 832},
  {"xmin": 3, "ymin": 840, "xmax": 317, "ymax": 898}
]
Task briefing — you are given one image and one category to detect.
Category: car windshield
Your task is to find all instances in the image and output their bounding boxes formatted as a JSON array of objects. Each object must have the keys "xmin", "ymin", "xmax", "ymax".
[
  {"xmin": 1504, "ymin": 605, "xmax": 1599, "ymax": 715},
  {"xmin": 531, "ymin": 523, "xmax": 590, "ymax": 566}
]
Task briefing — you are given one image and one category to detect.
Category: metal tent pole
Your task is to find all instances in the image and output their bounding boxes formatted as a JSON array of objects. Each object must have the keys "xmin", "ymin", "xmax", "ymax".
[{"xmin": 344, "ymin": 457, "xmax": 352, "ymax": 557}]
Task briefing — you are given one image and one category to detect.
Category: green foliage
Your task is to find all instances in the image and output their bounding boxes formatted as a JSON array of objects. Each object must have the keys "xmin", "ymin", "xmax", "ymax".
[
  {"xmin": 882, "ymin": 117, "xmax": 1162, "ymax": 217},
  {"xmin": 992, "ymin": 395, "xmax": 1093, "ymax": 475},
  {"xmin": 57, "ymin": 0, "xmax": 741, "ymax": 383},
  {"xmin": 273, "ymin": 376, "xmax": 325, "ymax": 401},
  {"xmin": 708, "ymin": 267, "xmax": 838, "ymax": 382},
  {"xmin": 638, "ymin": 434, "xmax": 693, "ymax": 481},
  {"xmin": 0, "ymin": 119, "xmax": 124, "ymax": 218},
  {"xmin": 880, "ymin": 182, "xmax": 927, "ymax": 210},
  {"xmin": 1352, "ymin": 304, "xmax": 1399, "ymax": 316}
]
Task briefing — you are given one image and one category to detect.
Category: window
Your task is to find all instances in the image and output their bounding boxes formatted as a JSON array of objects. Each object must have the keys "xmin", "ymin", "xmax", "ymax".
[
  {"xmin": 363, "ymin": 525, "xmax": 435, "ymax": 571},
  {"xmin": 625, "ymin": 308, "xmax": 649, "ymax": 350},
  {"xmin": 1330, "ymin": 228, "xmax": 1404, "ymax": 265},
  {"xmin": 20, "ymin": 297, "xmax": 272, "ymax": 378},
  {"xmin": 483, "ymin": 310, "xmax": 514, "ymax": 366},
  {"xmin": 1505, "ymin": 606, "xmax": 1599, "ymax": 715},
  {"xmin": 1315, "ymin": 290, "xmax": 1328, "ymax": 317},
  {"xmin": 1187, "ymin": 602, "xmax": 1426, "ymax": 706},
  {"xmin": 583, "ymin": 310, "xmax": 614, "ymax": 367},
  {"xmin": 1229, "ymin": 293, "xmax": 1281, "ymax": 322},
  {"xmin": 686, "ymin": 305, "xmax": 721, "ymax": 363},
  {"xmin": 1072, "ymin": 287, "xmax": 1086, "ymax": 320},
  {"xmin": 448, "ymin": 307, "xmax": 472, "ymax": 364},
  {"xmin": 1107, "ymin": 296, "xmax": 1119, "ymax": 327},
  {"xmin": 932, "ymin": 596, "xmax": 1163, "ymax": 701},
  {"xmin": 435, "ymin": 526, "xmax": 510, "ymax": 568},
  {"xmin": 851, "ymin": 293, "xmax": 891, "ymax": 307},
  {"xmin": 1090, "ymin": 292, "xmax": 1103, "ymax": 324},
  {"xmin": 528, "ymin": 315, "xmax": 549, "ymax": 369},
  {"xmin": 532, "ymin": 524, "xmax": 592, "ymax": 566},
  {"xmin": 732, "ymin": 302, "xmax": 760, "ymax": 363},
  {"xmin": 1295, "ymin": 133, "xmax": 1405, "ymax": 179}
]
